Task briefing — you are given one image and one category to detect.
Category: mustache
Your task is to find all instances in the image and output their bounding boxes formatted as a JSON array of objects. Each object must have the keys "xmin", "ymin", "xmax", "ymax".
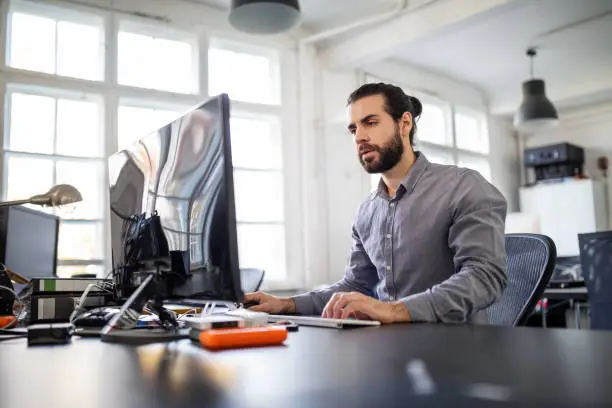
[{"xmin": 358, "ymin": 144, "xmax": 379, "ymax": 155}]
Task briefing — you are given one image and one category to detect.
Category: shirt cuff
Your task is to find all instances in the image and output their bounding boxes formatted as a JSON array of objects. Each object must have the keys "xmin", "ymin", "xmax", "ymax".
[
  {"xmin": 400, "ymin": 291, "xmax": 437, "ymax": 323},
  {"xmin": 291, "ymin": 293, "xmax": 317, "ymax": 315}
]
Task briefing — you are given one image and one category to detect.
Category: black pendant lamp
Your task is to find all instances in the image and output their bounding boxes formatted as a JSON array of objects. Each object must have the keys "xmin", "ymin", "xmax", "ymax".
[
  {"xmin": 229, "ymin": 0, "xmax": 301, "ymax": 34},
  {"xmin": 514, "ymin": 48, "xmax": 559, "ymax": 132}
]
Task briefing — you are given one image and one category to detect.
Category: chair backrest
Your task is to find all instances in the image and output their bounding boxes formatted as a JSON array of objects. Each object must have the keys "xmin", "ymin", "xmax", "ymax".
[
  {"xmin": 240, "ymin": 268, "xmax": 265, "ymax": 293},
  {"xmin": 579, "ymin": 231, "xmax": 612, "ymax": 330},
  {"xmin": 486, "ymin": 233, "xmax": 556, "ymax": 326}
]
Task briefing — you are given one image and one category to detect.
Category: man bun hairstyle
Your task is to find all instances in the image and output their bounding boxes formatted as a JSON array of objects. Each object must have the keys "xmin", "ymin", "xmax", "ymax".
[{"xmin": 347, "ymin": 82, "xmax": 422, "ymax": 146}]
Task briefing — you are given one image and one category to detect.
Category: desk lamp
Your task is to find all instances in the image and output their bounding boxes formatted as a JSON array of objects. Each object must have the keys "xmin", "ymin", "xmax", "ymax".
[
  {"xmin": 0, "ymin": 184, "xmax": 83, "ymax": 328},
  {"xmin": 0, "ymin": 184, "xmax": 83, "ymax": 208}
]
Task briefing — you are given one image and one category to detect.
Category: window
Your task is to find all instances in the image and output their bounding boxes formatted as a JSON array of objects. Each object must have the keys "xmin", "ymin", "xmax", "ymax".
[
  {"xmin": 117, "ymin": 26, "xmax": 197, "ymax": 94},
  {"xmin": 455, "ymin": 109, "xmax": 489, "ymax": 154},
  {"xmin": 416, "ymin": 103, "xmax": 452, "ymax": 146},
  {"xmin": 2, "ymin": 3, "xmax": 295, "ymax": 286},
  {"xmin": 231, "ymin": 115, "xmax": 286, "ymax": 281},
  {"xmin": 117, "ymin": 104, "xmax": 183, "ymax": 151},
  {"xmin": 3, "ymin": 88, "xmax": 106, "ymax": 277},
  {"xmin": 7, "ymin": 3, "xmax": 104, "ymax": 80},
  {"xmin": 208, "ymin": 39, "xmax": 280, "ymax": 105}
]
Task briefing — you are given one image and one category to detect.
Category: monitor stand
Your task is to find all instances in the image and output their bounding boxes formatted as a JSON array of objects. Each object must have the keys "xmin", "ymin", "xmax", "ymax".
[{"xmin": 100, "ymin": 273, "xmax": 183, "ymax": 344}]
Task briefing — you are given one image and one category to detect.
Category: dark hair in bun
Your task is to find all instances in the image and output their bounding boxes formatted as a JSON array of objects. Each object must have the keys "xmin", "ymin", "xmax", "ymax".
[{"xmin": 347, "ymin": 82, "xmax": 422, "ymax": 146}]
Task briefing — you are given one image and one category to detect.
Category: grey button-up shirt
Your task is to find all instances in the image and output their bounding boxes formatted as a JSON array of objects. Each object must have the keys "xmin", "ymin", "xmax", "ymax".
[{"xmin": 293, "ymin": 153, "xmax": 508, "ymax": 324}]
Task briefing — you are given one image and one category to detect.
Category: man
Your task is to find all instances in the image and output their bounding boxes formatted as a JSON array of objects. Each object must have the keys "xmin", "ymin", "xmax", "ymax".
[{"xmin": 245, "ymin": 82, "xmax": 507, "ymax": 324}]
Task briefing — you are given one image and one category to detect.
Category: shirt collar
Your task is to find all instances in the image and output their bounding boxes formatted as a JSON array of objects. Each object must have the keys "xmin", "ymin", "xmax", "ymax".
[{"xmin": 372, "ymin": 152, "xmax": 430, "ymax": 200}]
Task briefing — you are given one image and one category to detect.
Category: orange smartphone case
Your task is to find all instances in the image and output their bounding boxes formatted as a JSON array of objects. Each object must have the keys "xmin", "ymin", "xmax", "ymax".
[{"xmin": 199, "ymin": 326, "xmax": 287, "ymax": 350}]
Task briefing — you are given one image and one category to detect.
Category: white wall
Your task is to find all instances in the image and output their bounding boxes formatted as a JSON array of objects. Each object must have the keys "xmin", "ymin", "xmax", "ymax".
[
  {"xmin": 522, "ymin": 101, "xmax": 612, "ymax": 226},
  {"xmin": 489, "ymin": 115, "xmax": 520, "ymax": 211},
  {"xmin": 319, "ymin": 68, "xmax": 363, "ymax": 285}
]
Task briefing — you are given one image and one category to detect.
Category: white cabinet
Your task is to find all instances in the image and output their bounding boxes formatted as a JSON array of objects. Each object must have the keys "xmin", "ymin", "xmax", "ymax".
[{"xmin": 519, "ymin": 179, "xmax": 608, "ymax": 257}]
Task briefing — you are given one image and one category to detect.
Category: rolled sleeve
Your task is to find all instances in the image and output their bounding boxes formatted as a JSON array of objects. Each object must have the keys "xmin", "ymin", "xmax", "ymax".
[{"xmin": 401, "ymin": 170, "xmax": 508, "ymax": 323}]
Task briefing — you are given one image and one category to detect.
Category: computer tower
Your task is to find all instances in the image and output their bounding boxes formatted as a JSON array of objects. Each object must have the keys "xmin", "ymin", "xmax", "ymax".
[{"xmin": 0, "ymin": 205, "xmax": 59, "ymax": 279}]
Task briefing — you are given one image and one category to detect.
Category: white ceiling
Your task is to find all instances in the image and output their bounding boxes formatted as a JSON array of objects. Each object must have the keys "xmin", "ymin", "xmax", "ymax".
[
  {"xmin": 188, "ymin": 0, "xmax": 612, "ymax": 113},
  {"xmin": 190, "ymin": 0, "xmax": 396, "ymax": 32},
  {"xmin": 391, "ymin": 0, "xmax": 612, "ymax": 114}
]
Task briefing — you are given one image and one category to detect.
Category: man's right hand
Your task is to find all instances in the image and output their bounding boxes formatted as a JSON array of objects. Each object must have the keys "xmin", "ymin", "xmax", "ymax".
[{"xmin": 243, "ymin": 292, "xmax": 296, "ymax": 314}]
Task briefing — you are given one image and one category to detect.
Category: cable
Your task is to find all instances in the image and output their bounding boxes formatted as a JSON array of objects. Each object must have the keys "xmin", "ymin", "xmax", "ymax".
[
  {"xmin": 0, "ymin": 334, "xmax": 27, "ymax": 342},
  {"xmin": 0, "ymin": 284, "xmax": 18, "ymax": 300},
  {"xmin": 69, "ymin": 283, "xmax": 99, "ymax": 323}
]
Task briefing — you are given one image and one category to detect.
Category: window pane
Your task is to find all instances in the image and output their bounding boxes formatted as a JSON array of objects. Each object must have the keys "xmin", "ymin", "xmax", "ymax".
[
  {"xmin": 9, "ymin": 12, "xmax": 56, "ymax": 73},
  {"xmin": 233, "ymin": 170, "xmax": 284, "ymax": 222},
  {"xmin": 117, "ymin": 105, "xmax": 180, "ymax": 151},
  {"xmin": 230, "ymin": 117, "xmax": 282, "ymax": 170},
  {"xmin": 56, "ymin": 264, "xmax": 105, "ymax": 278},
  {"xmin": 55, "ymin": 160, "xmax": 104, "ymax": 219},
  {"xmin": 416, "ymin": 103, "xmax": 451, "ymax": 146},
  {"xmin": 418, "ymin": 145, "xmax": 454, "ymax": 165},
  {"xmin": 208, "ymin": 47, "xmax": 279, "ymax": 104},
  {"xmin": 9, "ymin": 93, "xmax": 55, "ymax": 154},
  {"xmin": 458, "ymin": 154, "xmax": 492, "ymax": 182},
  {"xmin": 57, "ymin": 21, "xmax": 103, "ymax": 81},
  {"xmin": 155, "ymin": 38, "xmax": 193, "ymax": 93},
  {"xmin": 117, "ymin": 32, "xmax": 153, "ymax": 89},
  {"xmin": 56, "ymin": 99, "xmax": 102, "ymax": 157},
  {"xmin": 237, "ymin": 224, "xmax": 286, "ymax": 281},
  {"xmin": 57, "ymin": 222, "xmax": 104, "ymax": 260},
  {"xmin": 455, "ymin": 112, "xmax": 489, "ymax": 154},
  {"xmin": 5, "ymin": 156, "xmax": 54, "ymax": 202},
  {"xmin": 118, "ymin": 31, "xmax": 195, "ymax": 93}
]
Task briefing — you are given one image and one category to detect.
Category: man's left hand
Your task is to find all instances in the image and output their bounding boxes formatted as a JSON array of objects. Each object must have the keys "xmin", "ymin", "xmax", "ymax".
[{"xmin": 321, "ymin": 292, "xmax": 411, "ymax": 324}]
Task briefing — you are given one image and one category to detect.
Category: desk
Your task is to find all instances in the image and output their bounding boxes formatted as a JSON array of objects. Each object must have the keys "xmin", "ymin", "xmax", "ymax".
[{"xmin": 2, "ymin": 324, "xmax": 612, "ymax": 407}]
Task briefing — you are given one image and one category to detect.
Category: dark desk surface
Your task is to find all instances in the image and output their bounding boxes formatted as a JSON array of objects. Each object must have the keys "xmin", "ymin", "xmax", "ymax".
[{"xmin": 2, "ymin": 324, "xmax": 612, "ymax": 408}]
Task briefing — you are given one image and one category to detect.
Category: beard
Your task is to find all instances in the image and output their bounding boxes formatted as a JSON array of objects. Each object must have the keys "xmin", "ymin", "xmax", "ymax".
[{"xmin": 358, "ymin": 126, "xmax": 404, "ymax": 174}]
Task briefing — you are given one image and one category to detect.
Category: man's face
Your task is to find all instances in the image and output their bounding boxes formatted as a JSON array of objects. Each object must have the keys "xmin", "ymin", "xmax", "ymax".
[{"xmin": 347, "ymin": 94, "xmax": 405, "ymax": 174}]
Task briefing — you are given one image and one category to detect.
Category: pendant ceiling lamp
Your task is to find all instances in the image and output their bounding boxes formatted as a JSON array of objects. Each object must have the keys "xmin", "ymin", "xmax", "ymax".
[
  {"xmin": 513, "ymin": 48, "xmax": 559, "ymax": 132},
  {"xmin": 229, "ymin": 0, "xmax": 301, "ymax": 34}
]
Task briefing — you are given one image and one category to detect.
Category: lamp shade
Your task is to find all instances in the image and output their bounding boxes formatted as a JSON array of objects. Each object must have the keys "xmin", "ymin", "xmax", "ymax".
[
  {"xmin": 229, "ymin": 0, "xmax": 301, "ymax": 34},
  {"xmin": 514, "ymin": 79, "xmax": 559, "ymax": 132}
]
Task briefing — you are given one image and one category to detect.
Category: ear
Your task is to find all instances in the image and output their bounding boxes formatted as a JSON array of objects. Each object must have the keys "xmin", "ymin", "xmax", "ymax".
[{"xmin": 400, "ymin": 112, "xmax": 413, "ymax": 138}]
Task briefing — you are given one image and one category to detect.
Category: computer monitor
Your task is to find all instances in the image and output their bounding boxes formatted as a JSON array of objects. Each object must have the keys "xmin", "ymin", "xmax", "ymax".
[
  {"xmin": 108, "ymin": 94, "xmax": 242, "ymax": 304},
  {"xmin": 0, "ymin": 205, "xmax": 59, "ymax": 279}
]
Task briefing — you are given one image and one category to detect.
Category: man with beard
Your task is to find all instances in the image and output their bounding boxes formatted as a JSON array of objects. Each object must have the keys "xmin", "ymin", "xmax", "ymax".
[{"xmin": 244, "ymin": 83, "xmax": 508, "ymax": 324}]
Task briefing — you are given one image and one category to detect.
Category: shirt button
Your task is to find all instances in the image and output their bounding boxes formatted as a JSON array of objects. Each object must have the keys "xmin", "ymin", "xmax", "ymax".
[
  {"xmin": 386, "ymin": 265, "xmax": 391, "ymax": 271},
  {"xmin": 386, "ymin": 233, "xmax": 392, "ymax": 239},
  {"xmin": 389, "ymin": 296, "xmax": 395, "ymax": 301},
  {"xmin": 389, "ymin": 203, "xmax": 395, "ymax": 208}
]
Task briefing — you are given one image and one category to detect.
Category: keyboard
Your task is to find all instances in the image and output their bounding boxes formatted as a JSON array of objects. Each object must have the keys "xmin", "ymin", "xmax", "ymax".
[{"xmin": 267, "ymin": 315, "xmax": 381, "ymax": 329}]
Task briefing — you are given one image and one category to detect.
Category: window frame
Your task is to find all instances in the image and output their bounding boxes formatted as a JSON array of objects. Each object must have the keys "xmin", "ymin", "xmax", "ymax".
[
  {"xmin": 116, "ymin": 20, "xmax": 200, "ymax": 94},
  {"xmin": 208, "ymin": 37, "xmax": 282, "ymax": 106},
  {"xmin": 2, "ymin": 84, "xmax": 107, "ymax": 273},
  {"xmin": 6, "ymin": 0, "xmax": 106, "ymax": 81}
]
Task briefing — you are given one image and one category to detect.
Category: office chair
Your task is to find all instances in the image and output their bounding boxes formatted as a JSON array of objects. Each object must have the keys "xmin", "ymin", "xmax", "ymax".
[
  {"xmin": 486, "ymin": 233, "xmax": 556, "ymax": 326},
  {"xmin": 579, "ymin": 231, "xmax": 612, "ymax": 330},
  {"xmin": 240, "ymin": 268, "xmax": 265, "ymax": 293}
]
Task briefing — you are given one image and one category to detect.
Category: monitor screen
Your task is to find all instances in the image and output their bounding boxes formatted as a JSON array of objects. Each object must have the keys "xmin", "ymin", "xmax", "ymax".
[
  {"xmin": 108, "ymin": 94, "xmax": 242, "ymax": 303},
  {"xmin": 4, "ymin": 206, "xmax": 58, "ymax": 279}
]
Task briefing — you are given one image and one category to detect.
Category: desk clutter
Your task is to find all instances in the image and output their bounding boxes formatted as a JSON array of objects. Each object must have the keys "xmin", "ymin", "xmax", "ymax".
[{"xmin": 0, "ymin": 273, "xmax": 294, "ymax": 348}]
